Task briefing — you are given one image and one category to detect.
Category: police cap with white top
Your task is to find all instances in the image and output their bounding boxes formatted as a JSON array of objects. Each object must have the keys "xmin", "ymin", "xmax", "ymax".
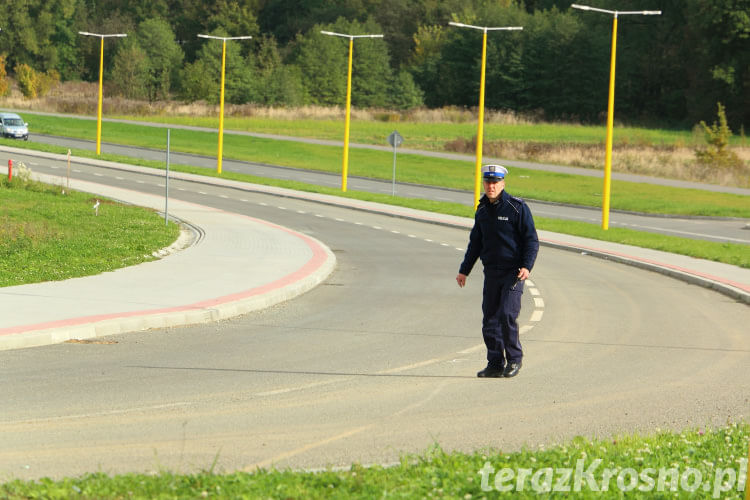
[{"xmin": 482, "ymin": 164, "xmax": 508, "ymax": 181}]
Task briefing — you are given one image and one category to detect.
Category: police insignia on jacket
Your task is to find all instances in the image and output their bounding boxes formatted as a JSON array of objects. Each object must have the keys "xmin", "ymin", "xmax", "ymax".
[{"xmin": 498, "ymin": 216, "xmax": 509, "ymax": 221}]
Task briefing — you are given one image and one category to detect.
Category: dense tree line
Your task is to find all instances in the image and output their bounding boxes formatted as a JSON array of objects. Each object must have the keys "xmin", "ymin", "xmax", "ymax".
[{"xmin": 0, "ymin": 0, "xmax": 747, "ymax": 129}]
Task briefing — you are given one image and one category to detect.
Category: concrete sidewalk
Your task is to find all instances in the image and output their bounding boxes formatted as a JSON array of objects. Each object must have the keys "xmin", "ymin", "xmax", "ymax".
[
  {"xmin": 0, "ymin": 174, "xmax": 336, "ymax": 351},
  {"xmin": 0, "ymin": 153, "xmax": 747, "ymax": 351}
]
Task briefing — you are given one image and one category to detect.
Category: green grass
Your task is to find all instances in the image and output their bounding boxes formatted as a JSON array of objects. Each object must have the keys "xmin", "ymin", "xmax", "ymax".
[
  {"xmin": 111, "ymin": 113, "xmax": 712, "ymax": 149},
  {"xmin": 3, "ymin": 138, "xmax": 749, "ymax": 269},
  {"xmin": 1, "ymin": 423, "xmax": 747, "ymax": 499},
  {"xmin": 14, "ymin": 114, "xmax": 750, "ymax": 219},
  {"xmin": 0, "ymin": 177, "xmax": 179, "ymax": 287}
]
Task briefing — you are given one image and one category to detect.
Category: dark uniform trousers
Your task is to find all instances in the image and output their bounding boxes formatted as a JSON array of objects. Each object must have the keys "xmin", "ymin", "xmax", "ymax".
[{"xmin": 482, "ymin": 268, "xmax": 523, "ymax": 369}]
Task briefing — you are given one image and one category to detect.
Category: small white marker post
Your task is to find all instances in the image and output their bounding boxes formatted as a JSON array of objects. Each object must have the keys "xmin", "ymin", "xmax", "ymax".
[{"xmin": 66, "ymin": 149, "xmax": 71, "ymax": 194}]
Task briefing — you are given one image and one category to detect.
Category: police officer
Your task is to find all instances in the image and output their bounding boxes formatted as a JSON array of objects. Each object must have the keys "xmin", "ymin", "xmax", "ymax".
[{"xmin": 456, "ymin": 164, "xmax": 539, "ymax": 378}]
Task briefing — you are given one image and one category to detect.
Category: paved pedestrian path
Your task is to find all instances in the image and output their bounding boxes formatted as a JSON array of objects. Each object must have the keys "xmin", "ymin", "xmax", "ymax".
[{"xmin": 0, "ymin": 171, "xmax": 336, "ymax": 351}]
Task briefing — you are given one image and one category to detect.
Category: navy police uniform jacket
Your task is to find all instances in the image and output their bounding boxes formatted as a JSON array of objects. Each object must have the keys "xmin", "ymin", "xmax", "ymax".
[{"xmin": 459, "ymin": 191, "xmax": 539, "ymax": 276}]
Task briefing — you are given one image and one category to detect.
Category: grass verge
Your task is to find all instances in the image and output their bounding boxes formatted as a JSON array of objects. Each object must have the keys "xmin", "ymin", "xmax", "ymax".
[
  {"xmin": 109, "ymin": 113, "xmax": 713, "ymax": 149},
  {"xmin": 2, "ymin": 139, "xmax": 749, "ymax": 270},
  {"xmin": 1, "ymin": 423, "xmax": 747, "ymax": 499},
  {"xmin": 0, "ymin": 176, "xmax": 179, "ymax": 287}
]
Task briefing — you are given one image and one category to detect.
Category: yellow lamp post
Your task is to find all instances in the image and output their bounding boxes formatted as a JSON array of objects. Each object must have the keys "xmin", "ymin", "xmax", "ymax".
[
  {"xmin": 78, "ymin": 32, "xmax": 127, "ymax": 155},
  {"xmin": 198, "ymin": 34, "xmax": 253, "ymax": 175},
  {"xmin": 449, "ymin": 22, "xmax": 522, "ymax": 209},
  {"xmin": 571, "ymin": 4, "xmax": 661, "ymax": 229},
  {"xmin": 321, "ymin": 30, "xmax": 384, "ymax": 192}
]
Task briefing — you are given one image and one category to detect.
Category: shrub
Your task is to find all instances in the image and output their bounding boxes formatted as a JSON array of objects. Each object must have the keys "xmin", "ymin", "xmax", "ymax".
[
  {"xmin": 37, "ymin": 69, "xmax": 60, "ymax": 97},
  {"xmin": 14, "ymin": 64, "xmax": 60, "ymax": 99},
  {"xmin": 695, "ymin": 102, "xmax": 742, "ymax": 169},
  {"xmin": 15, "ymin": 63, "xmax": 37, "ymax": 98}
]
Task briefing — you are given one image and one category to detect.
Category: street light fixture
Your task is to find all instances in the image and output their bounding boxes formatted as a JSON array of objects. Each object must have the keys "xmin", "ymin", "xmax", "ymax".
[
  {"xmin": 198, "ymin": 34, "xmax": 253, "ymax": 175},
  {"xmin": 449, "ymin": 22, "xmax": 523, "ymax": 209},
  {"xmin": 321, "ymin": 30, "xmax": 384, "ymax": 192},
  {"xmin": 570, "ymin": 4, "xmax": 661, "ymax": 230},
  {"xmin": 78, "ymin": 31, "xmax": 127, "ymax": 155}
]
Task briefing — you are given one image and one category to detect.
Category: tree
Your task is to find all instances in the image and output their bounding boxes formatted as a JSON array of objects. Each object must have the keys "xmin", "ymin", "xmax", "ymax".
[
  {"xmin": 135, "ymin": 18, "xmax": 184, "ymax": 101},
  {"xmin": 169, "ymin": 0, "xmax": 260, "ymax": 62},
  {"xmin": 0, "ymin": 0, "xmax": 85, "ymax": 77},
  {"xmin": 292, "ymin": 25, "xmax": 347, "ymax": 106},
  {"xmin": 180, "ymin": 59, "xmax": 219, "ymax": 103},
  {"xmin": 258, "ymin": 0, "xmax": 363, "ymax": 45},
  {"xmin": 294, "ymin": 17, "xmax": 394, "ymax": 107},
  {"xmin": 519, "ymin": 7, "xmax": 605, "ymax": 120},
  {"xmin": 254, "ymin": 35, "xmax": 305, "ymax": 106},
  {"xmin": 77, "ymin": 12, "xmax": 136, "ymax": 83},
  {"xmin": 388, "ymin": 70, "xmax": 424, "ymax": 109},
  {"xmin": 689, "ymin": 0, "xmax": 750, "ymax": 128},
  {"xmin": 409, "ymin": 24, "xmax": 450, "ymax": 107},
  {"xmin": 181, "ymin": 30, "xmax": 255, "ymax": 104},
  {"xmin": 111, "ymin": 39, "xmax": 149, "ymax": 99}
]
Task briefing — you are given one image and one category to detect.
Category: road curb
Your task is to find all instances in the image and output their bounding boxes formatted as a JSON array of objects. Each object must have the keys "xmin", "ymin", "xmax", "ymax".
[{"xmin": 539, "ymin": 239, "xmax": 750, "ymax": 305}]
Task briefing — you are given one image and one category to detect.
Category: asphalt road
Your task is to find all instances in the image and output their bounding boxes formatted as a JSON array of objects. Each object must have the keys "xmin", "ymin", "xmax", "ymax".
[
  {"xmin": 0, "ymin": 154, "xmax": 748, "ymax": 479},
  {"xmin": 25, "ymin": 133, "xmax": 750, "ymax": 245}
]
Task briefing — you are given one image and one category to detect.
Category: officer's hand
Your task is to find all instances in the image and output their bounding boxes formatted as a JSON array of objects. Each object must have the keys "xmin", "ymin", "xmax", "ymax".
[
  {"xmin": 517, "ymin": 268, "xmax": 530, "ymax": 281},
  {"xmin": 456, "ymin": 273, "xmax": 467, "ymax": 288}
]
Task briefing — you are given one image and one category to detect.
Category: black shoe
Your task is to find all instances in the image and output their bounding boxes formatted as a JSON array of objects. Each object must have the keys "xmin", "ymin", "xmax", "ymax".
[
  {"xmin": 477, "ymin": 365, "xmax": 505, "ymax": 378},
  {"xmin": 503, "ymin": 362, "xmax": 522, "ymax": 378}
]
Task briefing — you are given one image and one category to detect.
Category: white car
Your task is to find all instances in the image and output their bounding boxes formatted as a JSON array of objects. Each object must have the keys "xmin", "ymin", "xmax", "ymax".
[{"xmin": 0, "ymin": 113, "xmax": 29, "ymax": 140}]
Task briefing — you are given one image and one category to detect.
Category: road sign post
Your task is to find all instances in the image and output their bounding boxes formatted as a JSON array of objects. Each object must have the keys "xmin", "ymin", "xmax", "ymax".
[
  {"xmin": 165, "ymin": 129, "xmax": 170, "ymax": 225},
  {"xmin": 387, "ymin": 131, "xmax": 403, "ymax": 196}
]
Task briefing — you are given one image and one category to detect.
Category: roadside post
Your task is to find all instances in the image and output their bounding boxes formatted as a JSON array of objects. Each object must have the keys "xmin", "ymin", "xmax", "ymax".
[
  {"xmin": 387, "ymin": 130, "xmax": 403, "ymax": 196},
  {"xmin": 570, "ymin": 4, "xmax": 661, "ymax": 230},
  {"xmin": 321, "ymin": 30, "xmax": 384, "ymax": 192},
  {"xmin": 449, "ymin": 21, "xmax": 523, "ymax": 209},
  {"xmin": 165, "ymin": 129, "xmax": 170, "ymax": 225},
  {"xmin": 197, "ymin": 34, "xmax": 253, "ymax": 175},
  {"xmin": 66, "ymin": 149, "xmax": 71, "ymax": 193},
  {"xmin": 77, "ymin": 32, "xmax": 128, "ymax": 155},
  {"xmin": 7, "ymin": 158, "xmax": 11, "ymax": 181}
]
